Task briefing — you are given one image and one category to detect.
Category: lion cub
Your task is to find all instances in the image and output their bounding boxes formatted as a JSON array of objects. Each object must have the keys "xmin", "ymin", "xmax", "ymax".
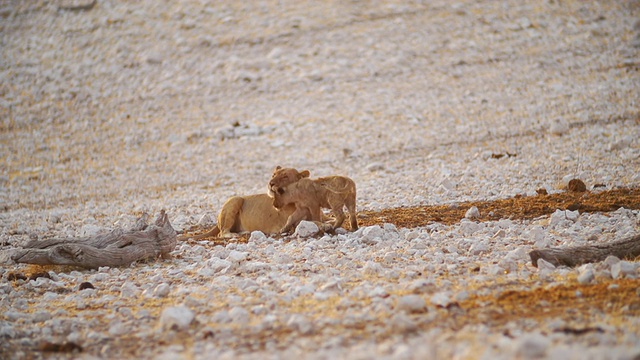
[{"xmin": 269, "ymin": 166, "xmax": 358, "ymax": 233}]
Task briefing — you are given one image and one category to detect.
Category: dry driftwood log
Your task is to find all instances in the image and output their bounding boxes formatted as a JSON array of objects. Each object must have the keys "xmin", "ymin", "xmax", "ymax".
[
  {"xmin": 11, "ymin": 210, "xmax": 176, "ymax": 269},
  {"xmin": 529, "ymin": 233, "xmax": 640, "ymax": 268}
]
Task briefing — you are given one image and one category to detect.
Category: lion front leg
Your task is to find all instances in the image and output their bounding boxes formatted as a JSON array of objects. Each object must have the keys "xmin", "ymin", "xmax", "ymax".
[{"xmin": 280, "ymin": 206, "xmax": 309, "ymax": 234}]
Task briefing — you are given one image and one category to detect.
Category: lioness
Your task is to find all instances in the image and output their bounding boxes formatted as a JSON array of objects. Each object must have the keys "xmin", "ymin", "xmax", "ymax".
[
  {"xmin": 179, "ymin": 194, "xmax": 301, "ymax": 239},
  {"xmin": 269, "ymin": 167, "xmax": 358, "ymax": 233}
]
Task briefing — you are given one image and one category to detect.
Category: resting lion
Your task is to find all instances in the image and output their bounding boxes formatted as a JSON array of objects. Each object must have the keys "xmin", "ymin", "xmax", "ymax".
[
  {"xmin": 179, "ymin": 194, "xmax": 300, "ymax": 239},
  {"xmin": 269, "ymin": 166, "xmax": 358, "ymax": 233}
]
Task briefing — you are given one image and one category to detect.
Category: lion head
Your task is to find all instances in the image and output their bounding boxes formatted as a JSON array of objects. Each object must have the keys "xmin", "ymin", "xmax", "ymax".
[{"xmin": 268, "ymin": 166, "xmax": 310, "ymax": 197}]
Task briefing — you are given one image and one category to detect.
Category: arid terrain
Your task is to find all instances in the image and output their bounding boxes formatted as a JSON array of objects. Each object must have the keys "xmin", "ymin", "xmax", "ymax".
[{"xmin": 1, "ymin": 0, "xmax": 640, "ymax": 359}]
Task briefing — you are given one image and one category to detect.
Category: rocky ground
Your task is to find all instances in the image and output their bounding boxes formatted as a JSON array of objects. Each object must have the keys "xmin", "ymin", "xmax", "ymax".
[{"xmin": 1, "ymin": 0, "xmax": 640, "ymax": 359}]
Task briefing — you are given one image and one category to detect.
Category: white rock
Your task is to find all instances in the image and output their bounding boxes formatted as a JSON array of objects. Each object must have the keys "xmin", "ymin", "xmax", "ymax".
[
  {"xmin": 487, "ymin": 265, "xmax": 505, "ymax": 276},
  {"xmin": 396, "ymin": 295, "xmax": 427, "ymax": 313},
  {"xmin": 550, "ymin": 209, "xmax": 579, "ymax": 226},
  {"xmin": 295, "ymin": 284, "xmax": 316, "ymax": 296},
  {"xmin": 409, "ymin": 279, "xmax": 436, "ymax": 294},
  {"xmin": 197, "ymin": 214, "xmax": 214, "ymax": 227},
  {"xmin": 493, "ymin": 229, "xmax": 506, "ymax": 238},
  {"xmin": 320, "ymin": 280, "xmax": 342, "ymax": 293},
  {"xmin": 533, "ymin": 237, "xmax": 551, "ymax": 249},
  {"xmin": 440, "ymin": 179, "xmax": 456, "ymax": 191},
  {"xmin": 362, "ymin": 261, "xmax": 384, "ymax": 276},
  {"xmin": 549, "ymin": 209, "xmax": 565, "ymax": 226},
  {"xmin": 145, "ymin": 51, "xmax": 163, "ymax": 64},
  {"xmin": 362, "ymin": 225, "xmax": 384, "ymax": 243},
  {"xmin": 4, "ymin": 311, "xmax": 24, "ymax": 321},
  {"xmin": 366, "ymin": 162, "xmax": 385, "ymax": 172},
  {"xmin": 369, "ymin": 286, "xmax": 389, "ymax": 298},
  {"xmin": 498, "ymin": 258, "xmax": 518, "ymax": 273},
  {"xmin": 460, "ymin": 220, "xmax": 481, "ymax": 235},
  {"xmin": 455, "ymin": 291, "xmax": 470, "ymax": 302},
  {"xmin": 382, "ymin": 251, "xmax": 398, "ymax": 263},
  {"xmin": 287, "ymin": 314, "xmax": 313, "ymax": 335},
  {"xmin": 229, "ymin": 306, "xmax": 250, "ymax": 324},
  {"xmin": 42, "ymin": 292, "xmax": 58, "ymax": 301},
  {"xmin": 469, "ymin": 241, "xmax": 489, "ymax": 255},
  {"xmin": 405, "ymin": 231, "xmax": 420, "ymax": 241},
  {"xmin": 604, "ymin": 255, "xmax": 621, "ymax": 266},
  {"xmin": 611, "ymin": 261, "xmax": 636, "ymax": 279},
  {"xmin": 160, "ymin": 305, "xmax": 195, "ymax": 331},
  {"xmin": 537, "ymin": 258, "xmax": 556, "ymax": 270},
  {"xmin": 565, "ymin": 210, "xmax": 579, "ymax": 222},
  {"xmin": 577, "ymin": 265, "xmax": 595, "ymax": 284},
  {"xmin": 206, "ymin": 258, "xmax": 232, "ymax": 273},
  {"xmin": 430, "ymin": 292, "xmax": 453, "ymax": 307},
  {"xmin": 212, "ymin": 311, "xmax": 232, "ymax": 324},
  {"xmin": 227, "ymin": 250, "xmax": 249, "ymax": 263},
  {"xmin": 32, "ymin": 311, "xmax": 52, "ymax": 323},
  {"xmin": 249, "ymin": 231, "xmax": 267, "ymax": 242},
  {"xmin": 383, "ymin": 223, "xmax": 398, "ymax": 233},
  {"xmin": 81, "ymin": 224, "xmax": 104, "ymax": 237},
  {"xmin": 465, "ymin": 206, "xmax": 480, "ymax": 219},
  {"xmin": 244, "ymin": 261, "xmax": 271, "ymax": 273},
  {"xmin": 267, "ymin": 47, "xmax": 284, "ymax": 59},
  {"xmin": 120, "ymin": 282, "xmax": 139, "ymax": 298},
  {"xmin": 108, "ymin": 322, "xmax": 128, "ymax": 336},
  {"xmin": 274, "ymin": 253, "xmax": 293, "ymax": 264},
  {"xmin": 295, "ymin": 221, "xmax": 319, "ymax": 238},
  {"xmin": 153, "ymin": 283, "xmax": 171, "ymax": 298},
  {"xmin": 171, "ymin": 215, "xmax": 190, "ymax": 232},
  {"xmin": 516, "ymin": 332, "xmax": 550, "ymax": 359},
  {"xmin": 389, "ymin": 313, "xmax": 417, "ymax": 333},
  {"xmin": 0, "ymin": 324, "xmax": 16, "ymax": 338}
]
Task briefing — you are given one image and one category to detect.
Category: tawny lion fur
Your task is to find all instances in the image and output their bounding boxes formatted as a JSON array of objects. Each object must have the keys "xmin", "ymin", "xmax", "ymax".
[
  {"xmin": 178, "ymin": 194, "xmax": 299, "ymax": 239},
  {"xmin": 269, "ymin": 166, "xmax": 358, "ymax": 233}
]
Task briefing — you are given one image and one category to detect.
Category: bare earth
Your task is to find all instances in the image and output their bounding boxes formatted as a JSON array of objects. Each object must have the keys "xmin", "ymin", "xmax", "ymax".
[{"xmin": 1, "ymin": 0, "xmax": 640, "ymax": 359}]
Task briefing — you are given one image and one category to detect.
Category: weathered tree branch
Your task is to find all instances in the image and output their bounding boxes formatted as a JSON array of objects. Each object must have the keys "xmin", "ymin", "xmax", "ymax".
[
  {"xmin": 529, "ymin": 233, "xmax": 640, "ymax": 268},
  {"xmin": 11, "ymin": 211, "xmax": 176, "ymax": 269}
]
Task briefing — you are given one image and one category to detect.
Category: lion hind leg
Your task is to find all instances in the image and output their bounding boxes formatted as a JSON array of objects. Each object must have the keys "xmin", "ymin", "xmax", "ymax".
[
  {"xmin": 331, "ymin": 207, "xmax": 346, "ymax": 229},
  {"xmin": 346, "ymin": 194, "xmax": 358, "ymax": 231},
  {"xmin": 217, "ymin": 196, "xmax": 244, "ymax": 237}
]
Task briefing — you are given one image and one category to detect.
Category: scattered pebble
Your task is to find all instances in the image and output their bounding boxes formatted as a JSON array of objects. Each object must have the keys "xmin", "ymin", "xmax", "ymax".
[
  {"xmin": 577, "ymin": 265, "xmax": 595, "ymax": 284},
  {"xmin": 611, "ymin": 261, "xmax": 636, "ymax": 279},
  {"xmin": 396, "ymin": 295, "xmax": 428, "ymax": 313},
  {"xmin": 516, "ymin": 332, "xmax": 550, "ymax": 359},
  {"xmin": 153, "ymin": 283, "xmax": 171, "ymax": 298},
  {"xmin": 567, "ymin": 179, "xmax": 587, "ymax": 192},
  {"xmin": 465, "ymin": 206, "xmax": 480, "ymax": 219},
  {"xmin": 295, "ymin": 221, "xmax": 320, "ymax": 238},
  {"xmin": 160, "ymin": 305, "xmax": 195, "ymax": 331}
]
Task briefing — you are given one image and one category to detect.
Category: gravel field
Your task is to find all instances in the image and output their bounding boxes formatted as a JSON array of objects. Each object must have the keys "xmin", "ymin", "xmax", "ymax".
[{"xmin": 1, "ymin": 0, "xmax": 640, "ymax": 359}]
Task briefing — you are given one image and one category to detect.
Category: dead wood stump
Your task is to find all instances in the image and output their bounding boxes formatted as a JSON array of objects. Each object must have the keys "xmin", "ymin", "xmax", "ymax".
[
  {"xmin": 11, "ymin": 210, "xmax": 176, "ymax": 269},
  {"xmin": 529, "ymin": 233, "xmax": 640, "ymax": 268}
]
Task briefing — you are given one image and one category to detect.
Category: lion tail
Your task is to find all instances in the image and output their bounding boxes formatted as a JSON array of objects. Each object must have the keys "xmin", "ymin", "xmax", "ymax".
[{"xmin": 178, "ymin": 225, "xmax": 220, "ymax": 241}]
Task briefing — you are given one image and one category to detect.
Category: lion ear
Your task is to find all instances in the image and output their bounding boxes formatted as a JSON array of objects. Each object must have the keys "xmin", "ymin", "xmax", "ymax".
[
  {"xmin": 275, "ymin": 165, "xmax": 282, "ymax": 170},
  {"xmin": 300, "ymin": 170, "xmax": 310, "ymax": 178}
]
